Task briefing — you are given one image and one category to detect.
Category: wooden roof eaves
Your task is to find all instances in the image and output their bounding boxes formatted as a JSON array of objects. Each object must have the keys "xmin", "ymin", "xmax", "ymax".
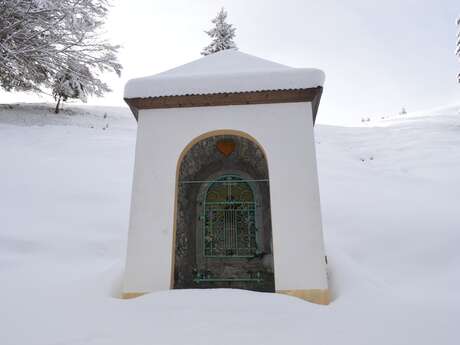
[{"xmin": 124, "ymin": 87, "xmax": 323, "ymax": 125}]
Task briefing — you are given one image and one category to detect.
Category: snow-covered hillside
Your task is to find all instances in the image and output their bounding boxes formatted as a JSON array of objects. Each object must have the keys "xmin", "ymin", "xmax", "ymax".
[{"xmin": 0, "ymin": 103, "xmax": 459, "ymax": 345}]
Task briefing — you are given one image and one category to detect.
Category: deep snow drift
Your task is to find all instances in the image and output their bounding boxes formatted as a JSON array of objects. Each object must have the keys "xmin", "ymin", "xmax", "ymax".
[{"xmin": 0, "ymin": 103, "xmax": 459, "ymax": 345}]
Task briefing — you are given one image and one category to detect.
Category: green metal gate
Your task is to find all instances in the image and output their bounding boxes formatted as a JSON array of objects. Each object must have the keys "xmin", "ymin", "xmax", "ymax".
[{"xmin": 202, "ymin": 175, "xmax": 257, "ymax": 258}]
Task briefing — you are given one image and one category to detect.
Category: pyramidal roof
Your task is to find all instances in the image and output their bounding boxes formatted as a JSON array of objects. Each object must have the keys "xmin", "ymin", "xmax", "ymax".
[{"xmin": 124, "ymin": 50, "xmax": 325, "ymax": 99}]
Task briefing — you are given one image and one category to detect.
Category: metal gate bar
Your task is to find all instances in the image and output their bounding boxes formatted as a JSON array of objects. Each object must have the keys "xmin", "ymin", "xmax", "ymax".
[
  {"xmin": 202, "ymin": 175, "xmax": 257, "ymax": 258},
  {"xmin": 204, "ymin": 203, "xmax": 256, "ymax": 257},
  {"xmin": 180, "ymin": 179, "xmax": 268, "ymax": 184},
  {"xmin": 194, "ymin": 272, "xmax": 262, "ymax": 283}
]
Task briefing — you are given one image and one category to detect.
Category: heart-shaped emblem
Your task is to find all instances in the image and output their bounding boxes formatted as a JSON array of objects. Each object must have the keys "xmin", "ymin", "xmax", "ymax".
[{"xmin": 216, "ymin": 140, "xmax": 236, "ymax": 157}]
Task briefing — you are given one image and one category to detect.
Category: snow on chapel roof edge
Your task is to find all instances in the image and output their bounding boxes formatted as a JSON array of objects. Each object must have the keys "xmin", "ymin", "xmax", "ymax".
[{"xmin": 124, "ymin": 50, "xmax": 325, "ymax": 99}]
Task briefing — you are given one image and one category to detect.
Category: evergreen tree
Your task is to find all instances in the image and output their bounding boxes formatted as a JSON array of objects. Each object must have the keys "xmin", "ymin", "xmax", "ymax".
[{"xmin": 201, "ymin": 8, "xmax": 237, "ymax": 56}]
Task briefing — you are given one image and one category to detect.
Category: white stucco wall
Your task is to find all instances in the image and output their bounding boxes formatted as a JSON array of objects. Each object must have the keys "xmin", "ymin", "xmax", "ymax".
[{"xmin": 123, "ymin": 102, "xmax": 328, "ymax": 293}]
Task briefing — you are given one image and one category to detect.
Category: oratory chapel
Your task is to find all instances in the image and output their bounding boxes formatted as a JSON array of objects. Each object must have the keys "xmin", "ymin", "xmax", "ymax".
[{"xmin": 122, "ymin": 49, "xmax": 329, "ymax": 304}]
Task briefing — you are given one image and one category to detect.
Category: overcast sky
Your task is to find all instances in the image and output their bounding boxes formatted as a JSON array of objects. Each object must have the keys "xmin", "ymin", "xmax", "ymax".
[{"xmin": 2, "ymin": 0, "xmax": 460, "ymax": 124}]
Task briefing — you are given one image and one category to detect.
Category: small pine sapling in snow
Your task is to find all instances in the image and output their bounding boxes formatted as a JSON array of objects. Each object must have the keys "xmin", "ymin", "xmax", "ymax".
[
  {"xmin": 201, "ymin": 8, "xmax": 237, "ymax": 56},
  {"xmin": 52, "ymin": 62, "xmax": 111, "ymax": 113},
  {"xmin": 52, "ymin": 71, "xmax": 86, "ymax": 114}
]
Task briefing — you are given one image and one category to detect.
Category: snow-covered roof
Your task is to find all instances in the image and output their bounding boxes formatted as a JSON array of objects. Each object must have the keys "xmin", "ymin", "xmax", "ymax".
[{"xmin": 124, "ymin": 50, "xmax": 325, "ymax": 99}]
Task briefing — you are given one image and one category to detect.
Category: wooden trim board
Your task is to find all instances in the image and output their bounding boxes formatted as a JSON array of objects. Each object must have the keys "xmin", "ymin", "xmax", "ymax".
[
  {"xmin": 277, "ymin": 289, "xmax": 330, "ymax": 305},
  {"xmin": 124, "ymin": 87, "xmax": 323, "ymax": 124},
  {"xmin": 122, "ymin": 292, "xmax": 146, "ymax": 299},
  {"xmin": 122, "ymin": 289, "xmax": 330, "ymax": 305}
]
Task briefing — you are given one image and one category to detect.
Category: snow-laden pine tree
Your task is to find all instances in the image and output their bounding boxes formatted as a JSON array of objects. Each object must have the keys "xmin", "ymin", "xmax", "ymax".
[
  {"xmin": 0, "ymin": 0, "xmax": 121, "ymax": 107},
  {"xmin": 201, "ymin": 8, "xmax": 237, "ymax": 56}
]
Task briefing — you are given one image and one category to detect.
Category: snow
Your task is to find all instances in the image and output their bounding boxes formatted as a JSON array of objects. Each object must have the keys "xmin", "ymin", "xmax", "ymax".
[
  {"xmin": 0, "ymin": 103, "xmax": 133, "ymax": 129},
  {"xmin": 124, "ymin": 50, "xmax": 325, "ymax": 99},
  {"xmin": 375, "ymin": 104, "xmax": 460, "ymax": 127},
  {"xmin": 201, "ymin": 9, "xmax": 237, "ymax": 56},
  {"xmin": 1, "ymin": 103, "xmax": 460, "ymax": 345}
]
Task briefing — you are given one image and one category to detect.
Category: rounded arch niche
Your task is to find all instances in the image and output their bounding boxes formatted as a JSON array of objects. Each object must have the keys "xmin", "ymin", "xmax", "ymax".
[{"xmin": 173, "ymin": 131, "xmax": 275, "ymax": 292}]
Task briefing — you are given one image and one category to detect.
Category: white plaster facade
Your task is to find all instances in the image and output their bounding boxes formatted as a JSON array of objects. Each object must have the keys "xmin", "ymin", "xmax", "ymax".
[{"xmin": 123, "ymin": 102, "xmax": 328, "ymax": 297}]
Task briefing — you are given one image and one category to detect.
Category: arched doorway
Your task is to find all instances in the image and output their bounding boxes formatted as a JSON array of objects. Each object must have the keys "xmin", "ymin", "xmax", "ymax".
[{"xmin": 173, "ymin": 132, "xmax": 275, "ymax": 292}]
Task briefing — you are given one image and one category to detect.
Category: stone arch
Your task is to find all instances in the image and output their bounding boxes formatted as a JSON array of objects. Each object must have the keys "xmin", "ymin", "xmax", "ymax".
[{"xmin": 172, "ymin": 130, "xmax": 275, "ymax": 292}]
